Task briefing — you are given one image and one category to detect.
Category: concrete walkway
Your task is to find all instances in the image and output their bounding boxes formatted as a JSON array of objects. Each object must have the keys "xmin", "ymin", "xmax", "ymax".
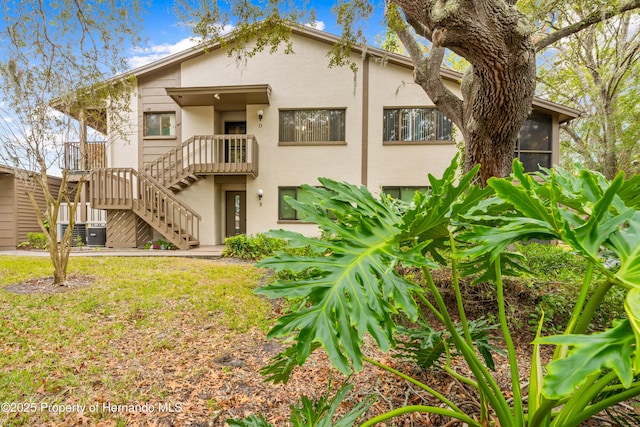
[{"xmin": 0, "ymin": 245, "xmax": 226, "ymax": 258}]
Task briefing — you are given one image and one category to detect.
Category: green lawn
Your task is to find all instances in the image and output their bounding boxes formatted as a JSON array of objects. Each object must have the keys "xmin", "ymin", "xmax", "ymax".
[
  {"xmin": 0, "ymin": 256, "xmax": 272, "ymax": 426},
  {"xmin": 0, "ymin": 247, "xmax": 627, "ymax": 426}
]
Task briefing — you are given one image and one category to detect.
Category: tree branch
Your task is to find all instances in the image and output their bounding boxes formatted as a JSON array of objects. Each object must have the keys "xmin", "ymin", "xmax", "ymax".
[
  {"xmin": 535, "ymin": 0, "xmax": 640, "ymax": 51},
  {"xmin": 391, "ymin": 14, "xmax": 464, "ymax": 127}
]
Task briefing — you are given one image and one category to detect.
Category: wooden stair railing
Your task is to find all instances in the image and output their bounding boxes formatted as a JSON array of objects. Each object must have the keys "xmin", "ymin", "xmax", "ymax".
[
  {"xmin": 90, "ymin": 168, "xmax": 200, "ymax": 250},
  {"xmin": 144, "ymin": 134, "xmax": 259, "ymax": 192}
]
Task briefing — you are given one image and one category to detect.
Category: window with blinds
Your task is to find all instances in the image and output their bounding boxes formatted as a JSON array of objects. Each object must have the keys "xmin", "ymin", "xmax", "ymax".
[
  {"xmin": 279, "ymin": 109, "xmax": 345, "ymax": 143},
  {"xmin": 383, "ymin": 108, "xmax": 452, "ymax": 142}
]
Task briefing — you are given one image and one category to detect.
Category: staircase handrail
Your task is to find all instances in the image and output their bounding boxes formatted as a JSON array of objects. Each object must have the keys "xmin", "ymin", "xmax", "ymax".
[
  {"xmin": 143, "ymin": 134, "xmax": 257, "ymax": 187},
  {"xmin": 90, "ymin": 167, "xmax": 201, "ymax": 221},
  {"xmin": 136, "ymin": 169, "xmax": 202, "ymax": 221}
]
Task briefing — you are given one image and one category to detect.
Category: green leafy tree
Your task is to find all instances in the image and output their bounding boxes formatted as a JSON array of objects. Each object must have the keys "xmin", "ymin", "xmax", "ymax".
[
  {"xmin": 0, "ymin": 0, "xmax": 142, "ymax": 284},
  {"xmin": 228, "ymin": 156, "xmax": 640, "ymax": 426},
  {"xmin": 537, "ymin": 10, "xmax": 640, "ymax": 179},
  {"xmin": 179, "ymin": 0, "xmax": 640, "ymax": 184}
]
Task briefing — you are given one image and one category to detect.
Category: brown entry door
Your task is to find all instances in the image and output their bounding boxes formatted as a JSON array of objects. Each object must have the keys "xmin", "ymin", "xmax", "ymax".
[{"xmin": 225, "ymin": 191, "xmax": 246, "ymax": 236}]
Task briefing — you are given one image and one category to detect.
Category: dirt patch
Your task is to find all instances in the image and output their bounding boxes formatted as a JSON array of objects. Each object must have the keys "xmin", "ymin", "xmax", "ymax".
[{"xmin": 3, "ymin": 274, "xmax": 95, "ymax": 294}]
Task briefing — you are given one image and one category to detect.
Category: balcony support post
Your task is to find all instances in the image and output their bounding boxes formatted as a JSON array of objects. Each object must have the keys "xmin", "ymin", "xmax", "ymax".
[{"xmin": 79, "ymin": 110, "xmax": 88, "ymax": 172}]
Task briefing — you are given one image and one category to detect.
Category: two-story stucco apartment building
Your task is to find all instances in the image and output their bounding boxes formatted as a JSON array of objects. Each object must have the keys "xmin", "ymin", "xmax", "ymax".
[{"xmin": 69, "ymin": 26, "xmax": 579, "ymax": 250}]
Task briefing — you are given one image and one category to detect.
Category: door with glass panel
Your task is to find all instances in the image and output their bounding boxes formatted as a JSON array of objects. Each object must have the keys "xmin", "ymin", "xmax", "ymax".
[
  {"xmin": 224, "ymin": 122, "xmax": 246, "ymax": 163},
  {"xmin": 225, "ymin": 191, "xmax": 246, "ymax": 236}
]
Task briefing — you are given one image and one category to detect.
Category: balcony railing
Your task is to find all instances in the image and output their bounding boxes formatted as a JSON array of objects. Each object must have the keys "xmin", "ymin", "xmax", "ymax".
[
  {"xmin": 144, "ymin": 134, "xmax": 259, "ymax": 189},
  {"xmin": 64, "ymin": 141, "xmax": 107, "ymax": 171},
  {"xmin": 90, "ymin": 168, "xmax": 200, "ymax": 249}
]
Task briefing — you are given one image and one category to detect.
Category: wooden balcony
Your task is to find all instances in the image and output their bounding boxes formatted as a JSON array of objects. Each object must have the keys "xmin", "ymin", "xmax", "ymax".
[
  {"xmin": 144, "ymin": 135, "xmax": 259, "ymax": 191},
  {"xmin": 63, "ymin": 141, "xmax": 107, "ymax": 172}
]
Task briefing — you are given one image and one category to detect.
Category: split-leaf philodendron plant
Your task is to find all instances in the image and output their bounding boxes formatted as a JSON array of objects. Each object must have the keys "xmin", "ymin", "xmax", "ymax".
[{"xmin": 231, "ymin": 156, "xmax": 640, "ymax": 426}]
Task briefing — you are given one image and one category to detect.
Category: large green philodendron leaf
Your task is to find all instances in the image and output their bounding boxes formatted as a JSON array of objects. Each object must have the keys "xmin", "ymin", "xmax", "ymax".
[
  {"xmin": 402, "ymin": 160, "xmax": 483, "ymax": 235},
  {"xmin": 608, "ymin": 211, "xmax": 640, "ymax": 288},
  {"xmin": 536, "ymin": 320, "xmax": 636, "ymax": 399},
  {"xmin": 256, "ymin": 156, "xmax": 489, "ymax": 375},
  {"xmin": 460, "ymin": 161, "xmax": 567, "ymax": 260},
  {"xmin": 569, "ymin": 171, "xmax": 632, "ymax": 257},
  {"xmin": 256, "ymin": 179, "xmax": 433, "ymax": 374},
  {"xmin": 617, "ymin": 174, "xmax": 640, "ymax": 209},
  {"xmin": 625, "ymin": 288, "xmax": 640, "ymax": 373},
  {"xmin": 462, "ymin": 161, "xmax": 634, "ymax": 267},
  {"xmin": 400, "ymin": 158, "xmax": 491, "ymax": 263}
]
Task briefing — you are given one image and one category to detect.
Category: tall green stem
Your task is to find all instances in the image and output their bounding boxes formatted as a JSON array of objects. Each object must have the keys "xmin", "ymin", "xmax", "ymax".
[
  {"xmin": 573, "ymin": 279, "xmax": 615, "ymax": 335},
  {"xmin": 360, "ymin": 405, "xmax": 481, "ymax": 427},
  {"xmin": 449, "ymin": 233, "xmax": 472, "ymax": 346},
  {"xmin": 449, "ymin": 234, "xmax": 488, "ymax": 421},
  {"xmin": 363, "ymin": 356, "xmax": 463, "ymax": 413},
  {"xmin": 495, "ymin": 257, "xmax": 524, "ymax": 426},
  {"xmin": 564, "ymin": 263, "xmax": 594, "ymax": 335},
  {"xmin": 554, "ymin": 263, "xmax": 595, "ymax": 360},
  {"xmin": 529, "ymin": 398, "xmax": 559, "ymax": 427},
  {"xmin": 566, "ymin": 384, "xmax": 640, "ymax": 426},
  {"xmin": 415, "ymin": 292, "xmax": 445, "ymax": 324},
  {"xmin": 421, "ymin": 266, "xmax": 513, "ymax": 425},
  {"xmin": 550, "ymin": 372, "xmax": 613, "ymax": 427}
]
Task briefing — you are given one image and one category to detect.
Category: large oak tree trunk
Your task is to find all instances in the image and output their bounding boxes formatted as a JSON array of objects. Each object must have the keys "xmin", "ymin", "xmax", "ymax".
[
  {"xmin": 393, "ymin": 0, "xmax": 537, "ymax": 185},
  {"xmin": 461, "ymin": 59, "xmax": 537, "ymax": 184}
]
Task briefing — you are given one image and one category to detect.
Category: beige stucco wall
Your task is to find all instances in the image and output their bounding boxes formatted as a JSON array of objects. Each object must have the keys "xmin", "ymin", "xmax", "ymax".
[
  {"xmin": 180, "ymin": 33, "xmax": 364, "ymax": 239},
  {"xmin": 108, "ymin": 89, "xmax": 139, "ymax": 169},
  {"xmin": 177, "ymin": 177, "xmax": 216, "ymax": 245},
  {"xmin": 182, "ymin": 106, "xmax": 214, "ymax": 137},
  {"xmin": 366, "ymin": 61, "xmax": 460, "ymax": 194}
]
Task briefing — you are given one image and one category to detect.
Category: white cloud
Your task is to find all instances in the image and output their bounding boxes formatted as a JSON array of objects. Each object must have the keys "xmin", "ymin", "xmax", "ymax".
[
  {"xmin": 305, "ymin": 21, "xmax": 326, "ymax": 31},
  {"xmin": 128, "ymin": 37, "xmax": 202, "ymax": 69},
  {"xmin": 127, "ymin": 23, "xmax": 236, "ymax": 69}
]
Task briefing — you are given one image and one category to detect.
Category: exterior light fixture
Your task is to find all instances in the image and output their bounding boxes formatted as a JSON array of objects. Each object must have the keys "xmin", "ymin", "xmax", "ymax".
[
  {"xmin": 257, "ymin": 109, "xmax": 264, "ymax": 121},
  {"xmin": 258, "ymin": 188, "xmax": 264, "ymax": 200}
]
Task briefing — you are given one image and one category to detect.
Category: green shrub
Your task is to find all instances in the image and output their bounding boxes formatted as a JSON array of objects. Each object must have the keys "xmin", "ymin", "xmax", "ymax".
[
  {"xmin": 224, "ymin": 233, "xmax": 315, "ymax": 261},
  {"xmin": 519, "ymin": 243, "xmax": 625, "ymax": 333},
  {"xmin": 17, "ymin": 232, "xmax": 48, "ymax": 250},
  {"xmin": 223, "ymin": 234, "xmax": 287, "ymax": 260},
  {"xmin": 518, "ymin": 242, "xmax": 589, "ymax": 283}
]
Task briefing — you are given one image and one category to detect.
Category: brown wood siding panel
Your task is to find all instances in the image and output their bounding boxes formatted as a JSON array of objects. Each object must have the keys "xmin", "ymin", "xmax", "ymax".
[
  {"xmin": 136, "ymin": 217, "xmax": 153, "ymax": 247},
  {"xmin": 0, "ymin": 228, "xmax": 14, "ymax": 238},
  {"xmin": 15, "ymin": 177, "xmax": 61, "ymax": 244},
  {"xmin": 138, "ymin": 65, "xmax": 182, "ymax": 171},
  {"xmin": 106, "ymin": 210, "xmax": 138, "ymax": 248},
  {"xmin": 142, "ymin": 142, "xmax": 181, "ymax": 166},
  {"xmin": 0, "ymin": 174, "xmax": 15, "ymax": 248},
  {"xmin": 141, "ymin": 87, "xmax": 172, "ymax": 97}
]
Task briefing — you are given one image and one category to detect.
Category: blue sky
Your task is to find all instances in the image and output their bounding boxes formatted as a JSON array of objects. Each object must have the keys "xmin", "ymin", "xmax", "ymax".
[{"xmin": 128, "ymin": 1, "xmax": 387, "ymax": 69}]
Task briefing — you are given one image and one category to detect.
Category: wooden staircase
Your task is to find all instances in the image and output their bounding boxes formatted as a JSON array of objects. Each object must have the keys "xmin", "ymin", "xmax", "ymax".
[
  {"xmin": 90, "ymin": 134, "xmax": 259, "ymax": 250},
  {"xmin": 144, "ymin": 135, "xmax": 259, "ymax": 193},
  {"xmin": 90, "ymin": 168, "xmax": 200, "ymax": 250}
]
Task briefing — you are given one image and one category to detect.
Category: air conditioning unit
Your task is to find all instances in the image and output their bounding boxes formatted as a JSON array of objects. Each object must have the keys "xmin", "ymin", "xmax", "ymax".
[{"xmin": 87, "ymin": 227, "xmax": 106, "ymax": 246}]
